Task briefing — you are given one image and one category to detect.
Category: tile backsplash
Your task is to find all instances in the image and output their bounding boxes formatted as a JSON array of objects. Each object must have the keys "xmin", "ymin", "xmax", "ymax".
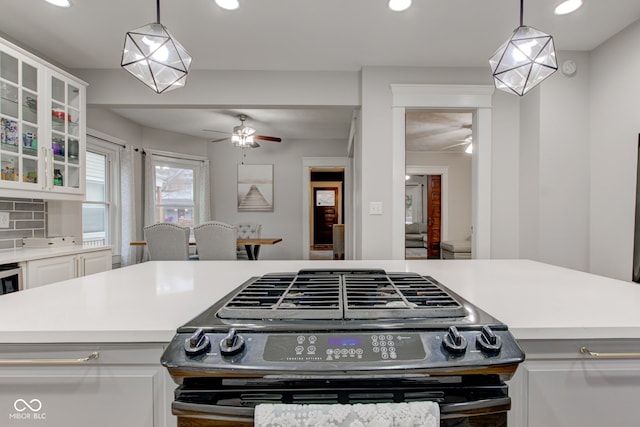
[{"xmin": 0, "ymin": 197, "xmax": 47, "ymax": 250}]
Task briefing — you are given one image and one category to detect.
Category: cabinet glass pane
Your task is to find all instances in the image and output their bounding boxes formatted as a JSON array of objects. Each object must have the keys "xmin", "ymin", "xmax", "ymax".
[
  {"xmin": 67, "ymin": 165, "xmax": 80, "ymax": 188},
  {"xmin": 68, "ymin": 84, "xmax": 79, "ymax": 109},
  {"xmin": 68, "ymin": 137, "xmax": 79, "ymax": 163},
  {"xmin": 52, "ymin": 135, "xmax": 65, "ymax": 160},
  {"xmin": 21, "ymin": 123, "xmax": 38, "ymax": 156},
  {"xmin": 22, "ymin": 90, "xmax": 37, "ymax": 124},
  {"xmin": 1, "ymin": 154, "xmax": 18, "ymax": 181},
  {"xmin": 53, "ymin": 163, "xmax": 64, "ymax": 186},
  {"xmin": 51, "ymin": 76, "xmax": 64, "ymax": 103},
  {"xmin": 0, "ymin": 82, "xmax": 18, "ymax": 118},
  {"xmin": 22, "ymin": 157, "xmax": 37, "ymax": 184},
  {"xmin": 68, "ymin": 107, "xmax": 79, "ymax": 137},
  {"xmin": 22, "ymin": 62, "xmax": 37, "ymax": 91},
  {"xmin": 51, "ymin": 101, "xmax": 65, "ymax": 133},
  {"xmin": 0, "ymin": 52, "xmax": 18, "ymax": 84},
  {"xmin": 1, "ymin": 118, "xmax": 19, "ymax": 150}
]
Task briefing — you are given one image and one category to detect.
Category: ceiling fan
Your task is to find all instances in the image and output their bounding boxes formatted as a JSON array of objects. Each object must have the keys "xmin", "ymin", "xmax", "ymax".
[
  {"xmin": 204, "ymin": 115, "xmax": 282, "ymax": 148},
  {"xmin": 440, "ymin": 134, "xmax": 473, "ymax": 153}
]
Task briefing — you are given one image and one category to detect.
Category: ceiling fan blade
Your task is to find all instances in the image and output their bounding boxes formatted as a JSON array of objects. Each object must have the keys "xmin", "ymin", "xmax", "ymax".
[
  {"xmin": 254, "ymin": 135, "xmax": 282, "ymax": 142},
  {"xmin": 203, "ymin": 129, "xmax": 231, "ymax": 134},
  {"xmin": 210, "ymin": 137, "xmax": 229, "ymax": 143}
]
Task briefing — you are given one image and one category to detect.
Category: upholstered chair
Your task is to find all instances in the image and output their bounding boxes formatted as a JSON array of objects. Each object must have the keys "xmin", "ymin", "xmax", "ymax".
[
  {"xmin": 235, "ymin": 223, "xmax": 262, "ymax": 259},
  {"xmin": 143, "ymin": 223, "xmax": 191, "ymax": 261},
  {"xmin": 194, "ymin": 222, "xmax": 238, "ymax": 260}
]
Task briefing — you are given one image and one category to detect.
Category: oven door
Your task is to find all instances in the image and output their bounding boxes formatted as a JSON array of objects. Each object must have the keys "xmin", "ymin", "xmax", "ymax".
[{"xmin": 171, "ymin": 376, "xmax": 510, "ymax": 427}]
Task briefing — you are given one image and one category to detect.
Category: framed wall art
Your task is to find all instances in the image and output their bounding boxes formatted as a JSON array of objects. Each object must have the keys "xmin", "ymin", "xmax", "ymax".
[{"xmin": 237, "ymin": 164, "xmax": 273, "ymax": 212}]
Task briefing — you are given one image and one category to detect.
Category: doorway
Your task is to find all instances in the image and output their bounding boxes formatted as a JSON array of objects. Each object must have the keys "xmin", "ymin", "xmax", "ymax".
[
  {"xmin": 391, "ymin": 84, "xmax": 494, "ymax": 260},
  {"xmin": 311, "ymin": 178, "xmax": 343, "ymax": 249}
]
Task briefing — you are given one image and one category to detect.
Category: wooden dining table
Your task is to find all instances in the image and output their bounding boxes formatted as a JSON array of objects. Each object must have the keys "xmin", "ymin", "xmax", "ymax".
[{"xmin": 130, "ymin": 238, "xmax": 283, "ymax": 260}]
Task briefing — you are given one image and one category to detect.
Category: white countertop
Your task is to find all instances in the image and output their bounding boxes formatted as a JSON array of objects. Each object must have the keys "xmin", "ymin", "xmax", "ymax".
[
  {"xmin": 0, "ymin": 244, "xmax": 112, "ymax": 264},
  {"xmin": 0, "ymin": 259, "xmax": 639, "ymax": 344}
]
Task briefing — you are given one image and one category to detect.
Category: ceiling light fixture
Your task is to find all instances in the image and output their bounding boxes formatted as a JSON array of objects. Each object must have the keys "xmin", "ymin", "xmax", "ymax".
[
  {"xmin": 232, "ymin": 116, "xmax": 258, "ymax": 148},
  {"xmin": 489, "ymin": 0, "xmax": 558, "ymax": 96},
  {"xmin": 388, "ymin": 0, "xmax": 412, "ymax": 12},
  {"xmin": 554, "ymin": 0, "xmax": 583, "ymax": 15},
  {"xmin": 121, "ymin": 0, "xmax": 192, "ymax": 94},
  {"xmin": 44, "ymin": 0, "xmax": 71, "ymax": 7},
  {"xmin": 215, "ymin": 0, "xmax": 239, "ymax": 10}
]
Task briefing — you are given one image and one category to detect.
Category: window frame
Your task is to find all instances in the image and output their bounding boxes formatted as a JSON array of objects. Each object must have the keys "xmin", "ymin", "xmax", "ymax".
[
  {"xmin": 149, "ymin": 154, "xmax": 203, "ymax": 227},
  {"xmin": 83, "ymin": 135, "xmax": 121, "ymax": 253}
]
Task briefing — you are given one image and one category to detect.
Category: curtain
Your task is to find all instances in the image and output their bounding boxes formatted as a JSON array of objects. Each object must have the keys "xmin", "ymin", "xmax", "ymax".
[
  {"xmin": 198, "ymin": 159, "xmax": 211, "ymax": 223},
  {"xmin": 143, "ymin": 152, "xmax": 155, "ymax": 228},
  {"xmin": 119, "ymin": 145, "xmax": 137, "ymax": 266}
]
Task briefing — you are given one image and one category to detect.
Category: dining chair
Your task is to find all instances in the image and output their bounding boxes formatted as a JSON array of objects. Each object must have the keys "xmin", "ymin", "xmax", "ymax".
[
  {"xmin": 235, "ymin": 222, "xmax": 262, "ymax": 260},
  {"xmin": 143, "ymin": 223, "xmax": 191, "ymax": 261},
  {"xmin": 194, "ymin": 221, "xmax": 238, "ymax": 260}
]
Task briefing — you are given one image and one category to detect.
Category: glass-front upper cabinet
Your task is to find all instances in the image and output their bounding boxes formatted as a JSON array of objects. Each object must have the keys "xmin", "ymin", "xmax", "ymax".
[
  {"xmin": 50, "ymin": 74, "xmax": 82, "ymax": 191},
  {"xmin": 0, "ymin": 49, "xmax": 40, "ymax": 188},
  {"xmin": 0, "ymin": 36, "xmax": 86, "ymax": 199}
]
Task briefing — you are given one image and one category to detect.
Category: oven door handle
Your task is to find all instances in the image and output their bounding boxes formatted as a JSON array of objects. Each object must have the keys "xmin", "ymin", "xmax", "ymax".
[
  {"xmin": 439, "ymin": 396, "xmax": 511, "ymax": 419},
  {"xmin": 173, "ymin": 395, "xmax": 511, "ymax": 420}
]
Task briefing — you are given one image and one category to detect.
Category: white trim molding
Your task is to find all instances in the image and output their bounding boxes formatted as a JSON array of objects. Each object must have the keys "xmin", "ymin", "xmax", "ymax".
[{"xmin": 391, "ymin": 84, "xmax": 494, "ymax": 259}]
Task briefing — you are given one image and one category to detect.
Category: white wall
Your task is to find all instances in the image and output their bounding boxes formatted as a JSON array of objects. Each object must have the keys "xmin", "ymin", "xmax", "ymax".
[
  {"xmin": 360, "ymin": 67, "xmax": 521, "ymax": 259},
  {"xmin": 406, "ymin": 153, "xmax": 473, "ymax": 241},
  {"xmin": 208, "ymin": 138, "xmax": 348, "ymax": 260},
  {"xmin": 589, "ymin": 19, "xmax": 640, "ymax": 281}
]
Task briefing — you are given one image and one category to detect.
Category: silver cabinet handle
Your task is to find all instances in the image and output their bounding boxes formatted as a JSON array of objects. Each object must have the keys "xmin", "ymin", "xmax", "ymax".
[
  {"xmin": 580, "ymin": 346, "xmax": 640, "ymax": 359},
  {"xmin": 0, "ymin": 351, "xmax": 99, "ymax": 365}
]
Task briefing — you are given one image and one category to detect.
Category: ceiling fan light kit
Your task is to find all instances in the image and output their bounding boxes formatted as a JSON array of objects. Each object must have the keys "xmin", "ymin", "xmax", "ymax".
[
  {"xmin": 489, "ymin": 0, "xmax": 558, "ymax": 96},
  {"xmin": 121, "ymin": 0, "xmax": 192, "ymax": 94}
]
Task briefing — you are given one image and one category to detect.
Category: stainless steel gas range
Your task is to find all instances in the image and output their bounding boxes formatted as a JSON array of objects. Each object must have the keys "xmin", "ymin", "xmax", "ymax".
[{"xmin": 161, "ymin": 269, "xmax": 525, "ymax": 426}]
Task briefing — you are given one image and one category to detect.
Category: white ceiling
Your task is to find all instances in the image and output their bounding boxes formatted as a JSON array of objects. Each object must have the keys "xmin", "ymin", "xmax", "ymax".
[{"xmin": 2, "ymin": 0, "xmax": 639, "ymax": 148}]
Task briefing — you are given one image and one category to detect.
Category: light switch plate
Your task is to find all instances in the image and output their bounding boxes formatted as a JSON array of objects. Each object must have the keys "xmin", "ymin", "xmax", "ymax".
[
  {"xmin": 369, "ymin": 201, "xmax": 383, "ymax": 215},
  {"xmin": 0, "ymin": 212, "xmax": 9, "ymax": 228}
]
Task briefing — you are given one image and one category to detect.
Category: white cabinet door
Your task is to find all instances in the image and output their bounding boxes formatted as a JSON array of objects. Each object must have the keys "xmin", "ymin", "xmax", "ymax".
[
  {"xmin": 0, "ymin": 344, "xmax": 167, "ymax": 427},
  {"xmin": 80, "ymin": 249, "xmax": 112, "ymax": 276},
  {"xmin": 509, "ymin": 340, "xmax": 640, "ymax": 427},
  {"xmin": 25, "ymin": 254, "xmax": 75, "ymax": 288}
]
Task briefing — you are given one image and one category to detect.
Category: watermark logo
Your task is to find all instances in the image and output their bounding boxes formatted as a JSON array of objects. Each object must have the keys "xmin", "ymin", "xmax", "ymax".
[{"xmin": 9, "ymin": 398, "xmax": 46, "ymax": 421}]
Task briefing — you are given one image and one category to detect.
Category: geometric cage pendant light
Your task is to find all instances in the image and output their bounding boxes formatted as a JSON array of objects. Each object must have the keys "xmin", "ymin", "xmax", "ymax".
[
  {"xmin": 121, "ymin": 0, "xmax": 192, "ymax": 94},
  {"xmin": 489, "ymin": 0, "xmax": 558, "ymax": 96}
]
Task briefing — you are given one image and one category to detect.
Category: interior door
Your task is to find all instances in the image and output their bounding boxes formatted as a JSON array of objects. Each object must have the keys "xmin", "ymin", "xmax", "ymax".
[
  {"xmin": 313, "ymin": 187, "xmax": 339, "ymax": 247},
  {"xmin": 426, "ymin": 175, "xmax": 441, "ymax": 258}
]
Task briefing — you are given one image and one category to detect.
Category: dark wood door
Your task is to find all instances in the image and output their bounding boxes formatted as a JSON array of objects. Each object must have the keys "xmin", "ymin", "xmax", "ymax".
[
  {"xmin": 313, "ymin": 187, "xmax": 339, "ymax": 247},
  {"xmin": 426, "ymin": 175, "xmax": 441, "ymax": 259}
]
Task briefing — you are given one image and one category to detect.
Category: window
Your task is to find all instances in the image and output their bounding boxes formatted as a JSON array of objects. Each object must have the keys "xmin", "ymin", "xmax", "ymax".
[
  {"xmin": 148, "ymin": 153, "xmax": 206, "ymax": 228},
  {"xmin": 83, "ymin": 137, "xmax": 119, "ymax": 249}
]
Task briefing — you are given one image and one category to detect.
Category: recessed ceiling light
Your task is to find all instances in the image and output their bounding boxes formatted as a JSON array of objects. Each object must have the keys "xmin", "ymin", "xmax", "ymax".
[
  {"xmin": 388, "ymin": 0, "xmax": 412, "ymax": 12},
  {"xmin": 554, "ymin": 0, "xmax": 583, "ymax": 15},
  {"xmin": 45, "ymin": 0, "xmax": 71, "ymax": 7},
  {"xmin": 215, "ymin": 0, "xmax": 239, "ymax": 10}
]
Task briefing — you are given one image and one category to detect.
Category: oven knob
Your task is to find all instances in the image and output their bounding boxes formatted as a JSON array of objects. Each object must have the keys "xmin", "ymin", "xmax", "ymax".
[
  {"xmin": 477, "ymin": 326, "xmax": 502, "ymax": 354},
  {"xmin": 184, "ymin": 328, "xmax": 211, "ymax": 356},
  {"xmin": 442, "ymin": 326, "xmax": 467, "ymax": 354},
  {"xmin": 219, "ymin": 328, "xmax": 245, "ymax": 356}
]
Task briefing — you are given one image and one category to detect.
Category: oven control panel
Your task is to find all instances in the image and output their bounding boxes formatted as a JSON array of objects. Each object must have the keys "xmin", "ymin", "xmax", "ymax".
[{"xmin": 263, "ymin": 333, "xmax": 426, "ymax": 362}]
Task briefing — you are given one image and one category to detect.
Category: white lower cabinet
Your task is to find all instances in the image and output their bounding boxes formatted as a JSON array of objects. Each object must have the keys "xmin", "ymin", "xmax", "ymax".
[
  {"xmin": 23, "ymin": 248, "xmax": 111, "ymax": 288},
  {"xmin": 508, "ymin": 339, "xmax": 640, "ymax": 427},
  {"xmin": 0, "ymin": 344, "xmax": 170, "ymax": 427}
]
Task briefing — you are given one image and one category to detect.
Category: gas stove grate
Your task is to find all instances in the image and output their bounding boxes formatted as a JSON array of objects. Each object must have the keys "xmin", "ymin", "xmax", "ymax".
[{"xmin": 216, "ymin": 270, "xmax": 466, "ymax": 320}]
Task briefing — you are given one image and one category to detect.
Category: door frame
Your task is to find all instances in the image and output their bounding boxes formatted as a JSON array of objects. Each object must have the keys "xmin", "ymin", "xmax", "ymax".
[
  {"xmin": 406, "ymin": 166, "xmax": 449, "ymax": 244},
  {"xmin": 310, "ymin": 181, "xmax": 343, "ymax": 248},
  {"xmin": 302, "ymin": 157, "xmax": 352, "ymax": 260},
  {"xmin": 391, "ymin": 84, "xmax": 494, "ymax": 259}
]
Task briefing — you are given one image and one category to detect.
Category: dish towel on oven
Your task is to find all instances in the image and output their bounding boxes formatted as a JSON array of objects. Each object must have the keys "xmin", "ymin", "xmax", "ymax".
[{"xmin": 254, "ymin": 401, "xmax": 439, "ymax": 427}]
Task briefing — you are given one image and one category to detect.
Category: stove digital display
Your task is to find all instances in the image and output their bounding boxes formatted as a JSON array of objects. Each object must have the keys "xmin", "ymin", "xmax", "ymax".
[{"xmin": 327, "ymin": 336, "xmax": 361, "ymax": 347}]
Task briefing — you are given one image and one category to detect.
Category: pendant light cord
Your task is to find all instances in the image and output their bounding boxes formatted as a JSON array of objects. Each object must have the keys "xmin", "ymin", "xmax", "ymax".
[
  {"xmin": 519, "ymin": 0, "xmax": 524, "ymax": 26},
  {"xmin": 156, "ymin": 0, "xmax": 161, "ymax": 23}
]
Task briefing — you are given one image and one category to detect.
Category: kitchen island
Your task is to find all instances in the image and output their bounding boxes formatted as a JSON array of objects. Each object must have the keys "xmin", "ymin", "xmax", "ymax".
[{"xmin": 0, "ymin": 259, "xmax": 639, "ymax": 426}]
